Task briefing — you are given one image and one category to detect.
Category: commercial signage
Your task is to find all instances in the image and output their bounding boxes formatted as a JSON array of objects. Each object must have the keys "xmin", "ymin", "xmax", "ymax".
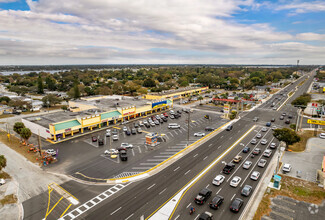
[
  {"xmin": 65, "ymin": 128, "xmax": 71, "ymax": 132},
  {"xmin": 224, "ymin": 104, "xmax": 230, "ymax": 114},
  {"xmin": 123, "ymin": 110, "xmax": 135, "ymax": 116},
  {"xmin": 307, "ymin": 119, "xmax": 325, "ymax": 125},
  {"xmin": 122, "ymin": 106, "xmax": 136, "ymax": 116},
  {"xmin": 152, "ymin": 100, "xmax": 167, "ymax": 109}
]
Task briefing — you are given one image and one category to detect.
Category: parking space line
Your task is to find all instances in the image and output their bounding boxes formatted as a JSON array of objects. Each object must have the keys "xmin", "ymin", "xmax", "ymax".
[
  {"xmin": 166, "ymin": 149, "xmax": 180, "ymax": 152},
  {"xmin": 131, "ymin": 149, "xmax": 135, "ymax": 157},
  {"xmin": 160, "ymin": 152, "xmax": 176, "ymax": 155},
  {"xmin": 137, "ymin": 146, "xmax": 142, "ymax": 154},
  {"xmin": 173, "ymin": 130, "xmax": 178, "ymax": 135}
]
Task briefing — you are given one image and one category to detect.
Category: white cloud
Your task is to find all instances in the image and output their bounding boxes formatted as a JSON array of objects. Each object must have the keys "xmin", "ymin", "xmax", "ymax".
[
  {"xmin": 0, "ymin": 0, "xmax": 18, "ymax": 3},
  {"xmin": 276, "ymin": 1, "xmax": 325, "ymax": 15},
  {"xmin": 0, "ymin": 0, "xmax": 323, "ymax": 65},
  {"xmin": 296, "ymin": 33, "xmax": 325, "ymax": 41}
]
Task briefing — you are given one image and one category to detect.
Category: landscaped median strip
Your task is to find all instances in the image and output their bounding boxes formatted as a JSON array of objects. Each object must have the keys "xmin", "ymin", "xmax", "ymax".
[
  {"xmin": 146, "ymin": 125, "xmax": 256, "ymax": 220},
  {"xmin": 72, "ymin": 119, "xmax": 234, "ymax": 184}
]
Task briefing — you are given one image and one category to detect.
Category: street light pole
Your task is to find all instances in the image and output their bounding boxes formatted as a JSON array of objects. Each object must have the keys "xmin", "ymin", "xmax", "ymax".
[{"xmin": 187, "ymin": 111, "xmax": 190, "ymax": 146}]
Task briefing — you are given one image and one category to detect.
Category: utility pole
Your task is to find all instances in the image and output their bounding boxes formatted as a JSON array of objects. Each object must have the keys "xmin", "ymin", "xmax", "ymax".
[
  {"xmin": 38, "ymin": 129, "xmax": 42, "ymax": 156},
  {"xmin": 187, "ymin": 111, "xmax": 190, "ymax": 146}
]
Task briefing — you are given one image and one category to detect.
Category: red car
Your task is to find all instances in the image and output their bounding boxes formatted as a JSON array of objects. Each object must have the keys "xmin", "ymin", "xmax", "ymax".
[
  {"xmin": 163, "ymin": 113, "xmax": 168, "ymax": 118},
  {"xmin": 92, "ymin": 136, "xmax": 97, "ymax": 142}
]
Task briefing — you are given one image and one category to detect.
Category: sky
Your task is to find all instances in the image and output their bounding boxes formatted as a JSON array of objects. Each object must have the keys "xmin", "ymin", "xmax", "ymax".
[{"xmin": 0, "ymin": 0, "xmax": 324, "ymax": 65}]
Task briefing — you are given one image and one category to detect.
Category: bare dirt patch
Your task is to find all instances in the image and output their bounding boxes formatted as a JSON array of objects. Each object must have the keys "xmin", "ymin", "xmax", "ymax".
[
  {"xmin": 288, "ymin": 130, "xmax": 319, "ymax": 152},
  {"xmin": 0, "ymin": 194, "xmax": 17, "ymax": 206},
  {"xmin": 253, "ymin": 175, "xmax": 325, "ymax": 220}
]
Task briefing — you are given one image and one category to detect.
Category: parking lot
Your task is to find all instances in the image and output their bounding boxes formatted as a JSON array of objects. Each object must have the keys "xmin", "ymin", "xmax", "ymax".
[{"xmin": 43, "ymin": 108, "xmax": 229, "ymax": 181}]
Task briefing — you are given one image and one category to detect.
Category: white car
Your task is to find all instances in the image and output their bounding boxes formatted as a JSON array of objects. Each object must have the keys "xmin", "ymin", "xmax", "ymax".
[
  {"xmin": 270, "ymin": 143, "xmax": 277, "ymax": 149},
  {"xmin": 319, "ymin": 133, "xmax": 325, "ymax": 139},
  {"xmin": 121, "ymin": 143, "xmax": 133, "ymax": 149},
  {"xmin": 0, "ymin": 178, "xmax": 5, "ymax": 186},
  {"xmin": 112, "ymin": 135, "xmax": 119, "ymax": 141},
  {"xmin": 123, "ymin": 126, "xmax": 128, "ymax": 132},
  {"xmin": 194, "ymin": 132, "xmax": 205, "ymax": 137},
  {"xmin": 261, "ymin": 139, "xmax": 268, "ymax": 145},
  {"xmin": 212, "ymin": 175, "xmax": 225, "ymax": 186},
  {"xmin": 230, "ymin": 176, "xmax": 242, "ymax": 187},
  {"xmin": 282, "ymin": 164, "xmax": 292, "ymax": 173},
  {"xmin": 139, "ymin": 121, "xmax": 144, "ymax": 127},
  {"xmin": 271, "ymin": 126, "xmax": 277, "ymax": 130},
  {"xmin": 150, "ymin": 122, "xmax": 155, "ymax": 126},
  {"xmin": 242, "ymin": 161, "xmax": 252, "ymax": 169},
  {"xmin": 104, "ymin": 149, "xmax": 119, "ymax": 155},
  {"xmin": 261, "ymin": 127, "xmax": 268, "ymax": 132},
  {"xmin": 263, "ymin": 149, "xmax": 272, "ymax": 157},
  {"xmin": 46, "ymin": 149, "xmax": 56, "ymax": 156},
  {"xmin": 106, "ymin": 130, "xmax": 111, "ymax": 137},
  {"xmin": 250, "ymin": 171, "xmax": 260, "ymax": 180}
]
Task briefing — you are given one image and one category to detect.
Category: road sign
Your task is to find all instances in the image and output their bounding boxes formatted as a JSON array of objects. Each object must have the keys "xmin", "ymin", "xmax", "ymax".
[
  {"xmin": 224, "ymin": 104, "xmax": 230, "ymax": 114},
  {"xmin": 307, "ymin": 119, "xmax": 325, "ymax": 126}
]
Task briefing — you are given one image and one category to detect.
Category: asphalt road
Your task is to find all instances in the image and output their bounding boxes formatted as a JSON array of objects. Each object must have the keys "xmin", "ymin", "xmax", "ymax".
[{"xmin": 23, "ymin": 70, "xmax": 316, "ymax": 220}]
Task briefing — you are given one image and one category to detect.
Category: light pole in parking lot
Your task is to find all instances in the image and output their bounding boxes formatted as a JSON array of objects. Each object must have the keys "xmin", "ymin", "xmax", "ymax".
[{"xmin": 186, "ymin": 111, "xmax": 190, "ymax": 146}]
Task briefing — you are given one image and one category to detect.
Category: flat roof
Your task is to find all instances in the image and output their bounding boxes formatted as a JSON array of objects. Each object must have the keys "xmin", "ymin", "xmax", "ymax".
[{"xmin": 149, "ymin": 87, "xmax": 206, "ymax": 96}]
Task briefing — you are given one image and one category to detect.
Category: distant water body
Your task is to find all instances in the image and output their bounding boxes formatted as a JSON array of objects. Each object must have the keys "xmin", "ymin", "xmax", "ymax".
[{"xmin": 0, "ymin": 70, "xmax": 64, "ymax": 75}]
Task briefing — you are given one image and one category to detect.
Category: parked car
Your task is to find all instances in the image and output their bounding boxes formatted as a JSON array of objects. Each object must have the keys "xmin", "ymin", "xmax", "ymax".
[
  {"xmin": 46, "ymin": 149, "xmax": 56, "ymax": 156},
  {"xmin": 272, "ymin": 125, "xmax": 277, "ymax": 130},
  {"xmin": 121, "ymin": 143, "xmax": 133, "ymax": 149},
  {"xmin": 230, "ymin": 198, "xmax": 243, "ymax": 213},
  {"xmin": 98, "ymin": 138, "xmax": 104, "ymax": 146},
  {"xmin": 270, "ymin": 143, "xmax": 277, "ymax": 149},
  {"xmin": 288, "ymin": 114, "xmax": 293, "ymax": 119},
  {"xmin": 106, "ymin": 129, "xmax": 111, "ymax": 137},
  {"xmin": 162, "ymin": 117, "xmax": 168, "ymax": 122},
  {"xmin": 163, "ymin": 113, "xmax": 168, "ymax": 117},
  {"xmin": 194, "ymin": 188, "xmax": 212, "ymax": 205},
  {"xmin": 104, "ymin": 149, "xmax": 119, "ymax": 155},
  {"xmin": 212, "ymin": 175, "xmax": 225, "ymax": 186},
  {"xmin": 250, "ymin": 171, "xmax": 260, "ymax": 180},
  {"xmin": 226, "ymin": 125, "xmax": 233, "ymax": 131},
  {"xmin": 123, "ymin": 126, "xmax": 127, "ymax": 132},
  {"xmin": 241, "ymin": 185, "xmax": 252, "ymax": 197},
  {"xmin": 194, "ymin": 132, "xmax": 206, "ymax": 137},
  {"xmin": 242, "ymin": 161, "xmax": 252, "ymax": 169},
  {"xmin": 242, "ymin": 146, "xmax": 250, "ymax": 153},
  {"xmin": 112, "ymin": 129, "xmax": 118, "ymax": 135},
  {"xmin": 263, "ymin": 149, "xmax": 272, "ymax": 157},
  {"xmin": 253, "ymin": 117, "xmax": 259, "ymax": 122},
  {"xmin": 266, "ymin": 122, "xmax": 271, "ymax": 127},
  {"xmin": 271, "ymin": 118, "xmax": 275, "ymax": 122},
  {"xmin": 261, "ymin": 127, "xmax": 268, "ymax": 132},
  {"xmin": 285, "ymin": 119, "xmax": 290, "ymax": 124},
  {"xmin": 150, "ymin": 121, "xmax": 155, "ymax": 126},
  {"xmin": 92, "ymin": 136, "xmax": 98, "ymax": 142},
  {"xmin": 282, "ymin": 164, "xmax": 292, "ymax": 173},
  {"xmin": 258, "ymin": 159, "xmax": 267, "ymax": 168},
  {"xmin": 280, "ymin": 116, "xmax": 284, "ymax": 120},
  {"xmin": 261, "ymin": 139, "xmax": 268, "ymax": 145},
  {"xmin": 139, "ymin": 121, "xmax": 144, "ymax": 127},
  {"xmin": 170, "ymin": 114, "xmax": 175, "ymax": 119},
  {"xmin": 209, "ymin": 195, "xmax": 224, "ymax": 209},
  {"xmin": 205, "ymin": 127, "xmax": 215, "ymax": 131},
  {"xmin": 137, "ymin": 128, "xmax": 142, "ymax": 133},
  {"xmin": 125, "ymin": 130, "xmax": 131, "ymax": 135},
  {"xmin": 119, "ymin": 150, "xmax": 127, "ymax": 161},
  {"xmin": 112, "ymin": 135, "xmax": 118, "ymax": 141},
  {"xmin": 168, "ymin": 123, "xmax": 180, "ymax": 129},
  {"xmin": 0, "ymin": 178, "xmax": 5, "ymax": 186},
  {"xmin": 223, "ymin": 162, "xmax": 235, "ymax": 174},
  {"xmin": 230, "ymin": 176, "xmax": 242, "ymax": 187},
  {"xmin": 233, "ymin": 155, "xmax": 242, "ymax": 163},
  {"xmin": 154, "ymin": 120, "xmax": 160, "ymax": 125},
  {"xmin": 282, "ymin": 113, "xmax": 286, "ymax": 116},
  {"xmin": 319, "ymin": 133, "xmax": 325, "ymax": 139}
]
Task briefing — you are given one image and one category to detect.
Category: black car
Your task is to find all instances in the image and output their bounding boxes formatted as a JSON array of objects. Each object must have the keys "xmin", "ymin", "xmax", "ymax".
[
  {"xmin": 230, "ymin": 198, "xmax": 243, "ymax": 213},
  {"xmin": 98, "ymin": 138, "xmax": 104, "ymax": 146},
  {"xmin": 223, "ymin": 162, "xmax": 235, "ymax": 174},
  {"xmin": 194, "ymin": 188, "xmax": 212, "ymax": 205},
  {"xmin": 119, "ymin": 150, "xmax": 128, "ymax": 161},
  {"xmin": 241, "ymin": 185, "xmax": 252, "ymax": 197},
  {"xmin": 134, "ymin": 123, "xmax": 139, "ymax": 128},
  {"xmin": 198, "ymin": 212, "xmax": 213, "ymax": 220},
  {"xmin": 174, "ymin": 114, "xmax": 180, "ymax": 119},
  {"xmin": 280, "ymin": 116, "xmax": 284, "ymax": 120},
  {"xmin": 226, "ymin": 125, "xmax": 233, "ymax": 131},
  {"xmin": 177, "ymin": 110, "xmax": 182, "ymax": 114},
  {"xmin": 131, "ymin": 128, "xmax": 137, "ymax": 134},
  {"xmin": 288, "ymin": 114, "xmax": 293, "ymax": 119},
  {"xmin": 271, "ymin": 118, "xmax": 275, "ymax": 122},
  {"xmin": 205, "ymin": 127, "xmax": 215, "ymax": 131},
  {"xmin": 162, "ymin": 117, "xmax": 168, "ymax": 122},
  {"xmin": 158, "ymin": 118, "xmax": 164, "ymax": 123},
  {"xmin": 125, "ymin": 130, "xmax": 131, "ymax": 135},
  {"xmin": 209, "ymin": 195, "xmax": 224, "ymax": 209},
  {"xmin": 145, "ymin": 123, "xmax": 150, "ymax": 128},
  {"xmin": 285, "ymin": 119, "xmax": 290, "ymax": 124},
  {"xmin": 242, "ymin": 146, "xmax": 250, "ymax": 153},
  {"xmin": 266, "ymin": 122, "xmax": 271, "ymax": 127}
]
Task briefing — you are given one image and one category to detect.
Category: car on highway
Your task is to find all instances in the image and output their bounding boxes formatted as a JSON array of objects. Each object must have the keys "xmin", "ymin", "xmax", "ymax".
[
  {"xmin": 261, "ymin": 127, "xmax": 268, "ymax": 132},
  {"xmin": 198, "ymin": 211, "xmax": 213, "ymax": 220},
  {"xmin": 209, "ymin": 195, "xmax": 224, "ymax": 209},
  {"xmin": 92, "ymin": 136, "xmax": 97, "ymax": 142},
  {"xmin": 230, "ymin": 198, "xmax": 243, "ymax": 213},
  {"xmin": 212, "ymin": 175, "xmax": 225, "ymax": 186},
  {"xmin": 106, "ymin": 129, "xmax": 111, "ymax": 137},
  {"xmin": 256, "ymin": 133, "xmax": 262, "ymax": 139},
  {"xmin": 121, "ymin": 143, "xmax": 133, "ymax": 149},
  {"xmin": 251, "ymin": 139, "xmax": 257, "ymax": 145},
  {"xmin": 320, "ymin": 133, "xmax": 325, "ymax": 139},
  {"xmin": 282, "ymin": 164, "xmax": 292, "ymax": 173},
  {"xmin": 250, "ymin": 171, "xmax": 260, "ymax": 180},
  {"xmin": 270, "ymin": 143, "xmax": 277, "ymax": 149},
  {"xmin": 263, "ymin": 149, "xmax": 272, "ymax": 157},
  {"xmin": 243, "ymin": 161, "xmax": 252, "ymax": 169},
  {"xmin": 241, "ymin": 185, "xmax": 252, "ymax": 197},
  {"xmin": 271, "ymin": 118, "xmax": 275, "ymax": 122},
  {"xmin": 223, "ymin": 162, "xmax": 235, "ymax": 174},
  {"xmin": 258, "ymin": 159, "xmax": 267, "ymax": 168},
  {"xmin": 242, "ymin": 146, "xmax": 250, "ymax": 153},
  {"xmin": 168, "ymin": 123, "xmax": 180, "ymax": 129},
  {"xmin": 205, "ymin": 127, "xmax": 215, "ymax": 131},
  {"xmin": 285, "ymin": 119, "xmax": 290, "ymax": 124},
  {"xmin": 233, "ymin": 155, "xmax": 242, "ymax": 163},
  {"xmin": 261, "ymin": 139, "xmax": 268, "ymax": 145},
  {"xmin": 252, "ymin": 148, "xmax": 261, "ymax": 155},
  {"xmin": 253, "ymin": 117, "xmax": 259, "ymax": 122},
  {"xmin": 104, "ymin": 149, "xmax": 119, "ymax": 155},
  {"xmin": 280, "ymin": 116, "xmax": 284, "ymax": 120},
  {"xmin": 123, "ymin": 126, "xmax": 127, "ymax": 132},
  {"xmin": 194, "ymin": 132, "xmax": 206, "ymax": 137},
  {"xmin": 112, "ymin": 135, "xmax": 118, "ymax": 141},
  {"xmin": 266, "ymin": 122, "xmax": 271, "ymax": 127},
  {"xmin": 45, "ymin": 149, "xmax": 56, "ymax": 156},
  {"xmin": 230, "ymin": 176, "xmax": 242, "ymax": 187},
  {"xmin": 226, "ymin": 125, "xmax": 233, "ymax": 131},
  {"xmin": 131, "ymin": 128, "xmax": 137, "ymax": 134},
  {"xmin": 194, "ymin": 188, "xmax": 212, "ymax": 205}
]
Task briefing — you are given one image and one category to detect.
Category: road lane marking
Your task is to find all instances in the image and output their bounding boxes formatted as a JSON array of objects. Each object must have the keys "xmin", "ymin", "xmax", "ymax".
[
  {"xmin": 218, "ymin": 146, "xmax": 221, "ymax": 149},
  {"xmin": 147, "ymin": 184, "xmax": 156, "ymax": 190},
  {"xmin": 216, "ymin": 188, "xmax": 222, "ymax": 194},
  {"xmin": 229, "ymin": 137, "xmax": 233, "ymax": 140},
  {"xmin": 220, "ymin": 135, "xmax": 223, "ymax": 138},
  {"xmin": 208, "ymin": 144, "xmax": 212, "ymax": 147},
  {"xmin": 138, "ymin": 146, "xmax": 142, "ymax": 154},
  {"xmin": 186, "ymin": 203, "xmax": 191, "ymax": 208},
  {"xmin": 174, "ymin": 167, "xmax": 180, "ymax": 172},
  {"xmin": 125, "ymin": 214, "xmax": 134, "ymax": 220},
  {"xmin": 193, "ymin": 154, "xmax": 198, "ymax": 157},
  {"xmin": 203, "ymin": 156, "xmax": 208, "ymax": 160},
  {"xmin": 174, "ymin": 214, "xmax": 180, "ymax": 220},
  {"xmin": 110, "ymin": 207, "xmax": 122, "ymax": 215},
  {"xmin": 131, "ymin": 149, "xmax": 135, "ymax": 157},
  {"xmin": 184, "ymin": 170, "xmax": 191, "ymax": 175},
  {"xmin": 206, "ymin": 184, "xmax": 210, "ymax": 188},
  {"xmin": 194, "ymin": 214, "xmax": 200, "ymax": 220},
  {"xmin": 231, "ymin": 194, "xmax": 236, "ymax": 201},
  {"xmin": 159, "ymin": 188, "xmax": 167, "ymax": 195}
]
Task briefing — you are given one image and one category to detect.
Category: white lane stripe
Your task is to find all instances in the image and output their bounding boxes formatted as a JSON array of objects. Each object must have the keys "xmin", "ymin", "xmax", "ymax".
[
  {"xmin": 110, "ymin": 207, "xmax": 122, "ymax": 215},
  {"xmin": 159, "ymin": 188, "xmax": 167, "ymax": 195},
  {"xmin": 186, "ymin": 203, "xmax": 192, "ymax": 208},
  {"xmin": 216, "ymin": 188, "xmax": 222, "ymax": 194},
  {"xmin": 203, "ymin": 156, "xmax": 208, "ymax": 160},
  {"xmin": 193, "ymin": 154, "xmax": 198, "ymax": 157},
  {"xmin": 220, "ymin": 135, "xmax": 224, "ymax": 138},
  {"xmin": 184, "ymin": 170, "xmax": 191, "ymax": 175},
  {"xmin": 154, "ymin": 156, "xmax": 170, "ymax": 158},
  {"xmin": 147, "ymin": 184, "xmax": 156, "ymax": 190},
  {"xmin": 140, "ymin": 163, "xmax": 159, "ymax": 165},
  {"xmin": 132, "ymin": 167, "xmax": 153, "ymax": 170},
  {"xmin": 125, "ymin": 214, "xmax": 134, "ymax": 220},
  {"xmin": 174, "ymin": 166, "xmax": 180, "ymax": 171},
  {"xmin": 175, "ymin": 214, "xmax": 180, "ymax": 220},
  {"xmin": 231, "ymin": 194, "xmax": 236, "ymax": 201},
  {"xmin": 147, "ymin": 159, "xmax": 165, "ymax": 162}
]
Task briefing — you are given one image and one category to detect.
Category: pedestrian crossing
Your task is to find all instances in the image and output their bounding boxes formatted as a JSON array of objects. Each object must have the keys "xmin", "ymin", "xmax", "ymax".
[{"xmin": 113, "ymin": 172, "xmax": 140, "ymax": 178}]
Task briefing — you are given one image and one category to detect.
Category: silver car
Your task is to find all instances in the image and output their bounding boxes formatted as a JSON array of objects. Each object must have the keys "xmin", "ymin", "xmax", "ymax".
[
  {"xmin": 261, "ymin": 139, "xmax": 268, "ymax": 145},
  {"xmin": 243, "ymin": 161, "xmax": 252, "ymax": 169},
  {"xmin": 257, "ymin": 159, "xmax": 267, "ymax": 168}
]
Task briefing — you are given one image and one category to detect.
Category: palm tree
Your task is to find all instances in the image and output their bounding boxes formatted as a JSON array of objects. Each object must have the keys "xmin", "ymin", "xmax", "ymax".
[
  {"xmin": 198, "ymin": 96, "xmax": 203, "ymax": 104},
  {"xmin": 20, "ymin": 128, "xmax": 32, "ymax": 144}
]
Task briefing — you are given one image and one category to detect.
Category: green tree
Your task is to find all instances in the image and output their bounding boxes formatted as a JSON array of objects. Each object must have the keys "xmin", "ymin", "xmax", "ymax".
[
  {"xmin": 198, "ymin": 96, "xmax": 203, "ymax": 104},
  {"xmin": 289, "ymin": 124, "xmax": 296, "ymax": 130},
  {"xmin": 0, "ymin": 155, "xmax": 6, "ymax": 171},
  {"xmin": 13, "ymin": 122, "xmax": 25, "ymax": 135},
  {"xmin": 20, "ymin": 128, "xmax": 32, "ymax": 144},
  {"xmin": 45, "ymin": 76, "xmax": 56, "ymax": 91},
  {"xmin": 273, "ymin": 128, "xmax": 301, "ymax": 149},
  {"xmin": 0, "ymin": 96, "xmax": 11, "ymax": 104},
  {"xmin": 229, "ymin": 110, "xmax": 237, "ymax": 120},
  {"xmin": 143, "ymin": 78, "xmax": 156, "ymax": 87},
  {"xmin": 42, "ymin": 94, "xmax": 62, "ymax": 107},
  {"xmin": 37, "ymin": 75, "xmax": 44, "ymax": 94},
  {"xmin": 291, "ymin": 93, "xmax": 311, "ymax": 107},
  {"xmin": 73, "ymin": 80, "xmax": 80, "ymax": 99}
]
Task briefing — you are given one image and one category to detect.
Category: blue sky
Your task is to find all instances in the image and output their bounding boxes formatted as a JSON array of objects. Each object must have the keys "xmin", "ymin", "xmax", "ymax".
[{"xmin": 0, "ymin": 0, "xmax": 324, "ymax": 65}]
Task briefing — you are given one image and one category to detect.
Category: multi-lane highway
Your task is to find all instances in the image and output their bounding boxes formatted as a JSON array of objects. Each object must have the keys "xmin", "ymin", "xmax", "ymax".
[{"xmin": 23, "ymin": 70, "xmax": 315, "ymax": 220}]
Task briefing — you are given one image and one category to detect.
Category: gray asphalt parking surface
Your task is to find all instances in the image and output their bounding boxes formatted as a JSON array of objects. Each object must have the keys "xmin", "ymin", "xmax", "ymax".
[
  {"xmin": 43, "ymin": 108, "xmax": 229, "ymax": 180},
  {"xmin": 263, "ymin": 195, "xmax": 325, "ymax": 220},
  {"xmin": 281, "ymin": 137, "xmax": 325, "ymax": 182}
]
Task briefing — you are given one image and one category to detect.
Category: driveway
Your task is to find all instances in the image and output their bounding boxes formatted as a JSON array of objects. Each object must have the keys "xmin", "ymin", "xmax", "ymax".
[{"xmin": 281, "ymin": 137, "xmax": 325, "ymax": 182}]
